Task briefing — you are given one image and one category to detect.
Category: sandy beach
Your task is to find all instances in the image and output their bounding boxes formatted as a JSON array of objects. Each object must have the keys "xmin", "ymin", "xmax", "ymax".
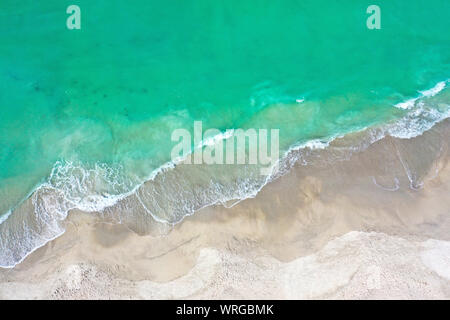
[
  {"xmin": 1, "ymin": 0, "xmax": 450, "ymax": 303},
  {"xmin": 0, "ymin": 119, "xmax": 449, "ymax": 299}
]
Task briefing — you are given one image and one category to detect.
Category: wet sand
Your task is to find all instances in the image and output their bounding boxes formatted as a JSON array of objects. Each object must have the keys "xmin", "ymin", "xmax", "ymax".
[{"xmin": 0, "ymin": 120, "xmax": 449, "ymax": 299}]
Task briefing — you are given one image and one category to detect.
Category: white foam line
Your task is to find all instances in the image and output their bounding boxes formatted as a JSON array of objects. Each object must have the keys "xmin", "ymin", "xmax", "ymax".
[
  {"xmin": 0, "ymin": 128, "xmax": 237, "ymax": 227},
  {"xmin": 197, "ymin": 129, "xmax": 235, "ymax": 148},
  {"xmin": 395, "ymin": 97, "xmax": 419, "ymax": 110},
  {"xmin": 420, "ymin": 81, "xmax": 447, "ymax": 97},
  {"xmin": 0, "ymin": 210, "xmax": 12, "ymax": 224},
  {"xmin": 1, "ymin": 80, "xmax": 449, "ymax": 268},
  {"xmin": 395, "ymin": 80, "xmax": 448, "ymax": 109},
  {"xmin": 0, "ymin": 228, "xmax": 66, "ymax": 269},
  {"xmin": 287, "ymin": 132, "xmax": 346, "ymax": 154}
]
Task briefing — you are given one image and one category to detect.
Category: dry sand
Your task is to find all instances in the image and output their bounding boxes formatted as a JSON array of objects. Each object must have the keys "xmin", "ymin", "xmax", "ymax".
[{"xmin": 0, "ymin": 120, "xmax": 449, "ymax": 299}]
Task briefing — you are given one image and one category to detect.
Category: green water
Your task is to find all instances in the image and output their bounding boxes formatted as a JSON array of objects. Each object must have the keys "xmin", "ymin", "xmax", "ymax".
[{"xmin": 0, "ymin": 1, "xmax": 449, "ymax": 265}]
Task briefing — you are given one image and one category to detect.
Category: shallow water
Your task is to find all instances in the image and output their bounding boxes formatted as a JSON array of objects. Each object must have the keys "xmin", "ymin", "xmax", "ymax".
[{"xmin": 0, "ymin": 0, "xmax": 449, "ymax": 267}]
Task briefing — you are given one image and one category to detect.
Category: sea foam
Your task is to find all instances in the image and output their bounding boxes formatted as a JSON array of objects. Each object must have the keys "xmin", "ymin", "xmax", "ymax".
[
  {"xmin": 395, "ymin": 81, "xmax": 447, "ymax": 109},
  {"xmin": 1, "ymin": 81, "xmax": 449, "ymax": 268}
]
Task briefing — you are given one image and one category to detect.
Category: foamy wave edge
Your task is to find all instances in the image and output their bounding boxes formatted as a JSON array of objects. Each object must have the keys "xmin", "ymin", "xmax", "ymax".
[{"xmin": 0, "ymin": 80, "xmax": 449, "ymax": 268}]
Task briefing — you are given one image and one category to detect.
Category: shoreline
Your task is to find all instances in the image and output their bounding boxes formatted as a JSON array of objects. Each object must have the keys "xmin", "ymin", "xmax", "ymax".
[
  {"xmin": 1, "ymin": 120, "xmax": 449, "ymax": 299},
  {"xmin": 1, "ymin": 81, "xmax": 449, "ymax": 268}
]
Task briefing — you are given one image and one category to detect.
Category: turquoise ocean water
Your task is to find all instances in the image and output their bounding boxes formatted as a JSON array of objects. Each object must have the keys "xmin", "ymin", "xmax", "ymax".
[{"xmin": 0, "ymin": 0, "xmax": 449, "ymax": 267}]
